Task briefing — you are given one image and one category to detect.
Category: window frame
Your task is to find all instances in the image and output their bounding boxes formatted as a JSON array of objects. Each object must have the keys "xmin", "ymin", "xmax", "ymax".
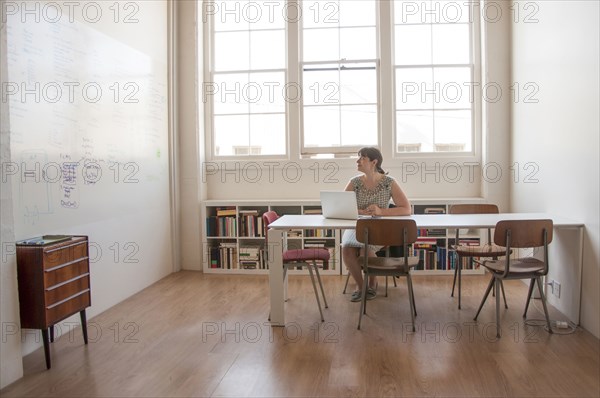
[
  {"xmin": 390, "ymin": 0, "xmax": 482, "ymax": 159},
  {"xmin": 299, "ymin": 58, "xmax": 381, "ymax": 157},
  {"xmin": 202, "ymin": 1, "xmax": 289, "ymax": 160},
  {"xmin": 202, "ymin": 0, "xmax": 482, "ymax": 162}
]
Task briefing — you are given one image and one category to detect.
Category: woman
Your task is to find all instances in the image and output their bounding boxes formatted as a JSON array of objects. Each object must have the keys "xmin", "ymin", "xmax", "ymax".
[{"xmin": 342, "ymin": 147, "xmax": 411, "ymax": 302}]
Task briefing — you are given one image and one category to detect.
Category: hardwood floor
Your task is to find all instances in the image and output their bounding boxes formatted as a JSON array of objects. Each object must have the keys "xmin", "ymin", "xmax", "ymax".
[{"xmin": 2, "ymin": 271, "xmax": 599, "ymax": 397}]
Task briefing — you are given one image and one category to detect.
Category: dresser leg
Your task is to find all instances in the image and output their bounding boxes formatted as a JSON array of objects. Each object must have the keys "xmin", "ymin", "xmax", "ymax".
[
  {"xmin": 41, "ymin": 329, "xmax": 51, "ymax": 369},
  {"xmin": 49, "ymin": 325, "xmax": 54, "ymax": 343},
  {"xmin": 80, "ymin": 310, "xmax": 88, "ymax": 344}
]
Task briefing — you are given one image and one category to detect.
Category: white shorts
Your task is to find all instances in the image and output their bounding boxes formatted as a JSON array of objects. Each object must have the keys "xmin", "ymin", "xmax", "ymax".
[{"xmin": 341, "ymin": 229, "xmax": 383, "ymax": 252}]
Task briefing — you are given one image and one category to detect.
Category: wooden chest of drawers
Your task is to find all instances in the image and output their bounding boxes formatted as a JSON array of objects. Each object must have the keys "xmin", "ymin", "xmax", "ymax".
[{"xmin": 16, "ymin": 235, "xmax": 91, "ymax": 369}]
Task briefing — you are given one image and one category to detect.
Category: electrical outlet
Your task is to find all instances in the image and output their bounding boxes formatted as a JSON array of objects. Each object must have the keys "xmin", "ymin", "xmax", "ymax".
[{"xmin": 553, "ymin": 281, "xmax": 561, "ymax": 298}]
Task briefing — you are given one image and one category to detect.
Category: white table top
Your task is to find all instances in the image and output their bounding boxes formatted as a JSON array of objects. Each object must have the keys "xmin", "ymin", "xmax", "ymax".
[{"xmin": 267, "ymin": 213, "xmax": 583, "ymax": 230}]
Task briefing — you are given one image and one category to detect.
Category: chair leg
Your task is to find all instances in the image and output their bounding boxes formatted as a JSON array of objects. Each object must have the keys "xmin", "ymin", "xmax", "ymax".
[
  {"xmin": 495, "ymin": 278, "xmax": 501, "ymax": 338},
  {"xmin": 535, "ymin": 276, "xmax": 553, "ymax": 334},
  {"xmin": 342, "ymin": 271, "xmax": 351, "ymax": 294},
  {"xmin": 406, "ymin": 274, "xmax": 416, "ymax": 331},
  {"xmin": 474, "ymin": 277, "xmax": 495, "ymax": 320},
  {"xmin": 457, "ymin": 259, "xmax": 463, "ymax": 309},
  {"xmin": 313, "ymin": 263, "xmax": 328, "ymax": 308},
  {"xmin": 523, "ymin": 278, "xmax": 536, "ymax": 318},
  {"xmin": 451, "ymin": 257, "xmax": 459, "ymax": 297},
  {"xmin": 500, "ymin": 280, "xmax": 508, "ymax": 309},
  {"xmin": 307, "ymin": 265, "xmax": 325, "ymax": 322},
  {"xmin": 385, "ymin": 276, "xmax": 389, "ymax": 297},
  {"xmin": 357, "ymin": 275, "xmax": 369, "ymax": 330}
]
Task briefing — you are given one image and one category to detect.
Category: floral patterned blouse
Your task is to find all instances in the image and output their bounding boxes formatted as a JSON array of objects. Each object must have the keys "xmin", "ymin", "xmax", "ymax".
[{"xmin": 349, "ymin": 174, "xmax": 394, "ymax": 210}]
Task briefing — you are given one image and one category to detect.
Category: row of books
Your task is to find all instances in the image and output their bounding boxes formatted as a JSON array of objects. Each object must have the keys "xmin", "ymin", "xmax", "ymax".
[
  {"xmin": 207, "ymin": 243, "xmax": 337, "ymax": 271},
  {"xmin": 412, "ymin": 244, "xmax": 479, "ymax": 271},
  {"xmin": 304, "ymin": 229, "xmax": 335, "ymax": 237},
  {"xmin": 208, "ymin": 242, "xmax": 238, "ymax": 269},
  {"xmin": 208, "ymin": 243, "xmax": 268, "ymax": 270},
  {"xmin": 239, "ymin": 210, "xmax": 264, "ymax": 237},
  {"xmin": 206, "ymin": 216, "xmax": 237, "ymax": 237}
]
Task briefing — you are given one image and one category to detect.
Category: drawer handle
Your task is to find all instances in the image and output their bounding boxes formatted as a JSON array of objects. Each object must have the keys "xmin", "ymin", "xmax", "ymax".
[
  {"xmin": 45, "ymin": 257, "xmax": 89, "ymax": 272},
  {"xmin": 45, "ymin": 273, "xmax": 90, "ymax": 291},
  {"xmin": 46, "ymin": 289, "xmax": 90, "ymax": 310}
]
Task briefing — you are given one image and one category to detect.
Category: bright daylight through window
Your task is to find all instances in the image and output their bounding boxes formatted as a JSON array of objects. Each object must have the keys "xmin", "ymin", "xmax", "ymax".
[{"xmin": 203, "ymin": 0, "xmax": 479, "ymax": 158}]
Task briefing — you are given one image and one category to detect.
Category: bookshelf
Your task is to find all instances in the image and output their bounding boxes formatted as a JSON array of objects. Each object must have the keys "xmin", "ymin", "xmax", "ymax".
[
  {"xmin": 202, "ymin": 200, "xmax": 485, "ymax": 275},
  {"xmin": 412, "ymin": 203, "xmax": 484, "ymax": 275},
  {"xmin": 203, "ymin": 201, "xmax": 340, "ymax": 274}
]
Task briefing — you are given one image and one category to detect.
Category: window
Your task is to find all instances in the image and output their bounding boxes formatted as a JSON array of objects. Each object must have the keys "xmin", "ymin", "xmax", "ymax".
[
  {"xmin": 301, "ymin": 0, "xmax": 378, "ymax": 156},
  {"xmin": 205, "ymin": 0, "xmax": 287, "ymax": 157},
  {"xmin": 393, "ymin": 0, "xmax": 479, "ymax": 153},
  {"xmin": 203, "ymin": 0, "xmax": 480, "ymax": 158}
]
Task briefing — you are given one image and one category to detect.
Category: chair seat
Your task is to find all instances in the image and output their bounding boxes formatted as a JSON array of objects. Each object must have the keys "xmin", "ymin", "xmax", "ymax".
[
  {"xmin": 452, "ymin": 243, "xmax": 507, "ymax": 257},
  {"xmin": 283, "ymin": 248, "xmax": 330, "ymax": 262},
  {"xmin": 481, "ymin": 257, "xmax": 546, "ymax": 275},
  {"xmin": 357, "ymin": 256, "xmax": 419, "ymax": 275}
]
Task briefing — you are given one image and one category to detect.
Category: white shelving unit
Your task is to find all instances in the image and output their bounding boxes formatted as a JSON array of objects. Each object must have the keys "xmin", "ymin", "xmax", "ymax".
[
  {"xmin": 202, "ymin": 199, "xmax": 486, "ymax": 276},
  {"xmin": 411, "ymin": 203, "xmax": 485, "ymax": 275},
  {"xmin": 203, "ymin": 200, "xmax": 340, "ymax": 275}
]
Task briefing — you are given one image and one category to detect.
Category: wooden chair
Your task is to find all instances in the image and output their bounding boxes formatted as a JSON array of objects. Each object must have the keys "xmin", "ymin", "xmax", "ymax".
[
  {"xmin": 342, "ymin": 204, "xmax": 399, "ymax": 296},
  {"xmin": 473, "ymin": 219, "xmax": 554, "ymax": 338},
  {"xmin": 355, "ymin": 218, "xmax": 419, "ymax": 331},
  {"xmin": 263, "ymin": 211, "xmax": 329, "ymax": 321},
  {"xmin": 449, "ymin": 204, "xmax": 508, "ymax": 309},
  {"xmin": 342, "ymin": 246, "xmax": 399, "ymax": 296}
]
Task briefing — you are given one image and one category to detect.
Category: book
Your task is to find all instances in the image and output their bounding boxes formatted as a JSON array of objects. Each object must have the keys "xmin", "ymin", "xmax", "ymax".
[
  {"xmin": 216, "ymin": 208, "xmax": 236, "ymax": 217},
  {"xmin": 17, "ymin": 235, "xmax": 71, "ymax": 246}
]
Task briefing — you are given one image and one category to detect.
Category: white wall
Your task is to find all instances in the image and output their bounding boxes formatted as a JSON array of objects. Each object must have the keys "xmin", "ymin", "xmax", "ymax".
[
  {"xmin": 0, "ymin": 16, "xmax": 23, "ymax": 386},
  {"xmin": 511, "ymin": 1, "xmax": 600, "ymax": 337},
  {"xmin": 0, "ymin": 1, "xmax": 174, "ymax": 388}
]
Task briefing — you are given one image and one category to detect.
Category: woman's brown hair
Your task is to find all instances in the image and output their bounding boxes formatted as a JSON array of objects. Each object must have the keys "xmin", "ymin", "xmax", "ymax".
[{"xmin": 358, "ymin": 147, "xmax": 386, "ymax": 175}]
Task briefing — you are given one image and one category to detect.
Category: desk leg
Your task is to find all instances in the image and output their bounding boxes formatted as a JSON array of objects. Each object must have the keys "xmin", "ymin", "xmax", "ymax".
[
  {"xmin": 80, "ymin": 310, "xmax": 88, "ymax": 344},
  {"xmin": 41, "ymin": 329, "xmax": 51, "ymax": 369},
  {"xmin": 268, "ymin": 228, "xmax": 285, "ymax": 326},
  {"xmin": 577, "ymin": 227, "xmax": 584, "ymax": 325}
]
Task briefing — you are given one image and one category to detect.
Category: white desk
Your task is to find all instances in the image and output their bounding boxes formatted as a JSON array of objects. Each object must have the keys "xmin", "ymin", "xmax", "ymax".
[{"xmin": 267, "ymin": 213, "xmax": 584, "ymax": 326}]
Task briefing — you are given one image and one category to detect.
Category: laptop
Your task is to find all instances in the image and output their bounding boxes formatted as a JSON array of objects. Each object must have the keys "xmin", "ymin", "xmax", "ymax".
[{"xmin": 320, "ymin": 191, "xmax": 359, "ymax": 220}]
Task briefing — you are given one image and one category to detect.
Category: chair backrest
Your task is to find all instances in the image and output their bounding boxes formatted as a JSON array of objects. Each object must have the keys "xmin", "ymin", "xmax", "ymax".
[
  {"xmin": 494, "ymin": 219, "xmax": 553, "ymax": 277},
  {"xmin": 450, "ymin": 204, "xmax": 499, "ymax": 244},
  {"xmin": 356, "ymin": 219, "xmax": 418, "ymax": 247},
  {"xmin": 262, "ymin": 211, "xmax": 279, "ymax": 239},
  {"xmin": 449, "ymin": 204, "xmax": 499, "ymax": 215},
  {"xmin": 494, "ymin": 219, "xmax": 553, "ymax": 248}
]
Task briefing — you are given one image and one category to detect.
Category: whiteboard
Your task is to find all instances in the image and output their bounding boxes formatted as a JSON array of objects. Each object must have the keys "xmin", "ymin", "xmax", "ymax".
[{"xmin": 3, "ymin": 1, "xmax": 173, "ymax": 327}]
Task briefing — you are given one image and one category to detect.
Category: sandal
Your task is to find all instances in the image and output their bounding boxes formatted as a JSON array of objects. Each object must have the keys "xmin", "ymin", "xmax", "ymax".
[{"xmin": 366, "ymin": 287, "xmax": 377, "ymax": 300}]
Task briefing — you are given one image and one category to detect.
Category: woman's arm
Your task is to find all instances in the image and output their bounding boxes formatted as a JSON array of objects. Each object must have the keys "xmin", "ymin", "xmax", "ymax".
[{"xmin": 386, "ymin": 180, "xmax": 411, "ymax": 215}]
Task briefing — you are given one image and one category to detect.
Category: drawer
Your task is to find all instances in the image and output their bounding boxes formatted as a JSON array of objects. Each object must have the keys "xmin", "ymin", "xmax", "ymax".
[
  {"xmin": 46, "ymin": 290, "xmax": 90, "ymax": 326},
  {"xmin": 45, "ymin": 274, "xmax": 90, "ymax": 306},
  {"xmin": 43, "ymin": 242, "xmax": 88, "ymax": 270},
  {"xmin": 44, "ymin": 259, "xmax": 89, "ymax": 286}
]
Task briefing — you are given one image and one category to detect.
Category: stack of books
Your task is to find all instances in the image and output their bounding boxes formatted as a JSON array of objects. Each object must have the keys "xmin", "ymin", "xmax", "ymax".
[{"xmin": 239, "ymin": 245, "xmax": 263, "ymax": 269}]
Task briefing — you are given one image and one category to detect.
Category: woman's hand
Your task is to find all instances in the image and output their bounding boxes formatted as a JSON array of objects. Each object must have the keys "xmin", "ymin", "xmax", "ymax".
[{"xmin": 365, "ymin": 204, "xmax": 382, "ymax": 216}]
